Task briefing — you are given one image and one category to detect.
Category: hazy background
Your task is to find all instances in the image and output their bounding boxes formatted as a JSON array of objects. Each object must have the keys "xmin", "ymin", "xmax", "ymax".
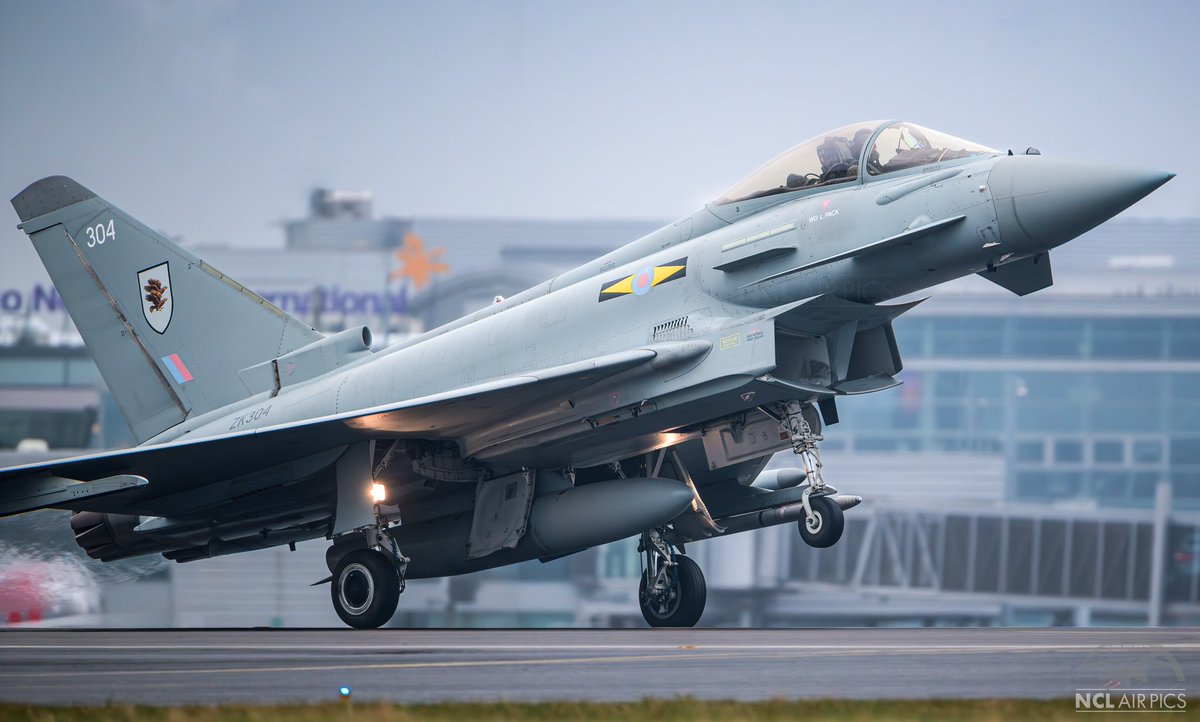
[{"xmin": 1, "ymin": 0, "xmax": 1197, "ymax": 248}]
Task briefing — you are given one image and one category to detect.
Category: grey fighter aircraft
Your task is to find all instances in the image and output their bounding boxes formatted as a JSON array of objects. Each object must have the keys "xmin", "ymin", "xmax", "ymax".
[{"xmin": 0, "ymin": 121, "xmax": 1173, "ymax": 628}]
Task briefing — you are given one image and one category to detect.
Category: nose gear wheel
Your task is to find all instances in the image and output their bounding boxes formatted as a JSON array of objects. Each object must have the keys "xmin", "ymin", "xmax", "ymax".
[{"xmin": 798, "ymin": 494, "xmax": 844, "ymax": 548}]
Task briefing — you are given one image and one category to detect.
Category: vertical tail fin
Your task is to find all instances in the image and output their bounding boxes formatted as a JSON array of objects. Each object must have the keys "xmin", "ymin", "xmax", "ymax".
[{"xmin": 11, "ymin": 176, "xmax": 322, "ymax": 443}]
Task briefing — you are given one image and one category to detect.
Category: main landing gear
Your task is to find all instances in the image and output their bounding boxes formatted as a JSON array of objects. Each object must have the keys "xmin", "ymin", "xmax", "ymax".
[
  {"xmin": 638, "ymin": 527, "xmax": 706, "ymax": 627},
  {"xmin": 332, "ymin": 547, "xmax": 402, "ymax": 629},
  {"xmin": 330, "ymin": 503, "xmax": 410, "ymax": 629},
  {"xmin": 633, "ymin": 400, "xmax": 854, "ymax": 627}
]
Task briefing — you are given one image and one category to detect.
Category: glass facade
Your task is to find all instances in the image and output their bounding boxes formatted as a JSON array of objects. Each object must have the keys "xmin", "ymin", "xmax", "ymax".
[
  {"xmin": 0, "ymin": 347, "xmax": 102, "ymax": 449},
  {"xmin": 900, "ymin": 315, "xmax": 1200, "ymax": 360},
  {"xmin": 838, "ymin": 312, "xmax": 1200, "ymax": 508}
]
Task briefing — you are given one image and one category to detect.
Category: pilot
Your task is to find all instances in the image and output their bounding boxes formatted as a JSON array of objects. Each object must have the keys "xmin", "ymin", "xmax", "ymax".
[
  {"xmin": 816, "ymin": 135, "xmax": 856, "ymax": 183},
  {"xmin": 848, "ymin": 128, "xmax": 872, "ymax": 158},
  {"xmin": 850, "ymin": 128, "xmax": 880, "ymax": 174}
]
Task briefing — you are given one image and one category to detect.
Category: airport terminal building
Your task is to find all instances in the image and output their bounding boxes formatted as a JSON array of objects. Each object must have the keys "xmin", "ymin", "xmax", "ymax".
[{"xmin": 1, "ymin": 191, "xmax": 1197, "ymax": 627}]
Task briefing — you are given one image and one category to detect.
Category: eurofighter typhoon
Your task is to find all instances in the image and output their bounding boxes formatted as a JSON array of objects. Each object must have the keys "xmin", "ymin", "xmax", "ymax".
[{"xmin": 1, "ymin": 122, "xmax": 1173, "ymax": 627}]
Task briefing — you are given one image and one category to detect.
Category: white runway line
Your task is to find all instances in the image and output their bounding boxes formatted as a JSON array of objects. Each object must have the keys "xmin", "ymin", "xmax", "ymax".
[
  {"xmin": 3, "ymin": 642, "xmax": 1199, "ymax": 652},
  {"xmin": 0, "ymin": 650, "xmax": 763, "ymax": 678},
  {"xmin": 2, "ymin": 642, "xmax": 1198, "ymax": 681},
  {"xmin": 1, "ymin": 631, "xmax": 1197, "ymax": 704}
]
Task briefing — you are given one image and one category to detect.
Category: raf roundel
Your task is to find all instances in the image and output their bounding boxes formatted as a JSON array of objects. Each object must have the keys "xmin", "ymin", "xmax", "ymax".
[
  {"xmin": 632, "ymin": 267, "xmax": 654, "ymax": 295},
  {"xmin": 598, "ymin": 257, "xmax": 687, "ymax": 302}
]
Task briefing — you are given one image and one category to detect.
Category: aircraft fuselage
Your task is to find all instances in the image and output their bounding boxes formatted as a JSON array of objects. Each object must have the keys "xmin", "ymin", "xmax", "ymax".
[{"xmin": 156, "ymin": 153, "xmax": 1000, "ymax": 470}]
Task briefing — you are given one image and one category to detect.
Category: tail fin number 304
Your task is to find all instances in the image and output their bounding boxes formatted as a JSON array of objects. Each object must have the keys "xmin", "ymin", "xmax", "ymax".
[{"xmin": 84, "ymin": 219, "xmax": 116, "ymax": 248}]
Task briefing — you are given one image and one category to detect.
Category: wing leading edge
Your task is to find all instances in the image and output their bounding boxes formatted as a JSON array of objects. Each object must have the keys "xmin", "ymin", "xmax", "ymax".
[{"xmin": 0, "ymin": 348, "xmax": 656, "ymax": 518}]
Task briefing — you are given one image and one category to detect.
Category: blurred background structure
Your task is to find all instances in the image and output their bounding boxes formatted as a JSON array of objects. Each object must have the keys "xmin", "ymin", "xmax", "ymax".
[{"xmin": 1, "ymin": 0, "xmax": 1198, "ymax": 627}]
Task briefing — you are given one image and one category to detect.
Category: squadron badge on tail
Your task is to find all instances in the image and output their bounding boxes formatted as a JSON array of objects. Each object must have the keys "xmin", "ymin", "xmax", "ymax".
[{"xmin": 137, "ymin": 262, "xmax": 173, "ymax": 334}]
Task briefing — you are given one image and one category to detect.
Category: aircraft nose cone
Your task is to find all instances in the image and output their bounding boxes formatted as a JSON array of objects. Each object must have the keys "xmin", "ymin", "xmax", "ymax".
[{"xmin": 990, "ymin": 156, "xmax": 1174, "ymax": 251}]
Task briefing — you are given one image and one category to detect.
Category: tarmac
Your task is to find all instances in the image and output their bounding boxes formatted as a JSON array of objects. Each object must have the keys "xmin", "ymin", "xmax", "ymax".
[{"xmin": 0, "ymin": 628, "xmax": 1197, "ymax": 705}]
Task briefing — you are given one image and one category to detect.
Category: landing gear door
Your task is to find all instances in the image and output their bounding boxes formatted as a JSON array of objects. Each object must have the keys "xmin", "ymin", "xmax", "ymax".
[
  {"xmin": 467, "ymin": 471, "xmax": 535, "ymax": 559},
  {"xmin": 700, "ymin": 413, "xmax": 790, "ymax": 470}
]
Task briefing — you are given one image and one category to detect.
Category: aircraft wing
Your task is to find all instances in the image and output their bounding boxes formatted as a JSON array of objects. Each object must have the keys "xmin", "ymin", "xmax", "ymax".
[{"xmin": 0, "ymin": 348, "xmax": 655, "ymax": 518}]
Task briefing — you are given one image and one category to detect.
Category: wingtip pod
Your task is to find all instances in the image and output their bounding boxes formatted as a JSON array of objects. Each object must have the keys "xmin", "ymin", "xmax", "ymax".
[{"xmin": 11, "ymin": 175, "xmax": 97, "ymax": 224}]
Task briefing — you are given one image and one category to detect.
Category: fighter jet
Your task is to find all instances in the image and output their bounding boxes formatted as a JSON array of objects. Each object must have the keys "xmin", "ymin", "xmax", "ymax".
[{"xmin": 0, "ymin": 121, "xmax": 1173, "ymax": 628}]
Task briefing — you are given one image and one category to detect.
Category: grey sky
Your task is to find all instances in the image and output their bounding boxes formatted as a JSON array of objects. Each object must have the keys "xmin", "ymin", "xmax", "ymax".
[{"xmin": 1, "ymin": 0, "xmax": 1197, "ymax": 249}]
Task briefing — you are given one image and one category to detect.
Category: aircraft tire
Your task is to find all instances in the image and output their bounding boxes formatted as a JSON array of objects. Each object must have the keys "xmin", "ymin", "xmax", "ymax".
[
  {"xmin": 798, "ymin": 495, "xmax": 844, "ymax": 548},
  {"xmin": 639, "ymin": 555, "xmax": 706, "ymax": 628},
  {"xmin": 331, "ymin": 548, "xmax": 400, "ymax": 629}
]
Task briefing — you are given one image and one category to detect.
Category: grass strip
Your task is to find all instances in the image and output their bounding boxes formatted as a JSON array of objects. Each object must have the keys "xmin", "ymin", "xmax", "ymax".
[{"xmin": 3, "ymin": 698, "xmax": 1195, "ymax": 722}]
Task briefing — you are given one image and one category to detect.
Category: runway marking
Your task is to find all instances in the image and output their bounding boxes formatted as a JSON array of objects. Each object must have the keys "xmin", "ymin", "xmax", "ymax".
[
  {"xmin": 2, "ymin": 643, "xmax": 1198, "ymax": 683},
  {"xmin": 0, "ymin": 650, "xmax": 762, "ymax": 679},
  {"xmin": 3, "ymin": 642, "xmax": 1198, "ymax": 652},
  {"xmin": 4, "ymin": 631, "xmax": 1194, "ymax": 705}
]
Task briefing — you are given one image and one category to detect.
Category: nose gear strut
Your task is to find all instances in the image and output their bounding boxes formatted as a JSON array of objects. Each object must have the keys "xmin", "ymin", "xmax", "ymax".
[{"xmin": 775, "ymin": 400, "xmax": 859, "ymax": 548}]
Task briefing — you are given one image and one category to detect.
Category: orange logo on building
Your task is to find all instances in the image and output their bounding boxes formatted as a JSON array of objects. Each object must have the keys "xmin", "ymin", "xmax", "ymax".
[{"xmin": 389, "ymin": 231, "xmax": 449, "ymax": 289}]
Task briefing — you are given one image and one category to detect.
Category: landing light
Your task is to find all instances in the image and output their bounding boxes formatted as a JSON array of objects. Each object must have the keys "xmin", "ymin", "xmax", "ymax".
[{"xmin": 370, "ymin": 482, "xmax": 387, "ymax": 503}]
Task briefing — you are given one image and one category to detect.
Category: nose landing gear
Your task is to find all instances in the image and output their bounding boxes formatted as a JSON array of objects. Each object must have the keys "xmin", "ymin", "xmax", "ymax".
[{"xmin": 779, "ymin": 400, "xmax": 857, "ymax": 549}]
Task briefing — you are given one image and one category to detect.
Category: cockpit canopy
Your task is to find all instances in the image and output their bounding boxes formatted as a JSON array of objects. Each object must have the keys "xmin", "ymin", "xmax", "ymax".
[{"xmin": 714, "ymin": 121, "xmax": 997, "ymax": 205}]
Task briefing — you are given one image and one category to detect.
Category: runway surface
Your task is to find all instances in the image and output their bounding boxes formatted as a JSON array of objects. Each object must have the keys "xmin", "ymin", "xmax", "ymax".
[{"xmin": 0, "ymin": 628, "xmax": 1197, "ymax": 705}]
